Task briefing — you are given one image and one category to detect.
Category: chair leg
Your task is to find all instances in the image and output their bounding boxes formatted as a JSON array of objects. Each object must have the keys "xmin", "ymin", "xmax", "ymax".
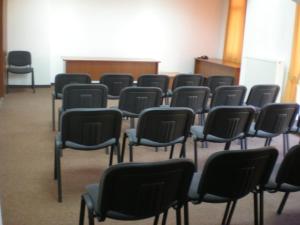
[
  {"xmin": 259, "ymin": 190, "xmax": 264, "ymax": 225},
  {"xmin": 277, "ymin": 192, "xmax": 290, "ymax": 215},
  {"xmin": 176, "ymin": 208, "xmax": 182, "ymax": 225},
  {"xmin": 194, "ymin": 141, "xmax": 198, "ymax": 171},
  {"xmin": 179, "ymin": 143, "xmax": 186, "ymax": 158},
  {"xmin": 153, "ymin": 214, "xmax": 160, "ymax": 225},
  {"xmin": 31, "ymin": 71, "xmax": 35, "ymax": 93},
  {"xmin": 121, "ymin": 134, "xmax": 127, "ymax": 162},
  {"xmin": 184, "ymin": 202, "xmax": 189, "ymax": 225},
  {"xmin": 54, "ymin": 142, "xmax": 57, "ymax": 180},
  {"xmin": 88, "ymin": 208, "xmax": 95, "ymax": 225},
  {"xmin": 52, "ymin": 97, "xmax": 55, "ymax": 131},
  {"xmin": 169, "ymin": 145, "xmax": 175, "ymax": 159},
  {"xmin": 283, "ymin": 134, "xmax": 289, "ymax": 156},
  {"xmin": 109, "ymin": 145, "xmax": 114, "ymax": 166},
  {"xmin": 222, "ymin": 202, "xmax": 232, "ymax": 225},
  {"xmin": 129, "ymin": 145, "xmax": 133, "ymax": 162},
  {"xmin": 226, "ymin": 201, "xmax": 237, "ymax": 225},
  {"xmin": 240, "ymin": 138, "xmax": 244, "ymax": 150},
  {"xmin": 130, "ymin": 117, "xmax": 135, "ymax": 128},
  {"xmin": 58, "ymin": 110, "xmax": 61, "ymax": 132},
  {"xmin": 224, "ymin": 141, "xmax": 231, "ymax": 150},
  {"xmin": 244, "ymin": 137, "xmax": 248, "ymax": 149},
  {"xmin": 56, "ymin": 148, "xmax": 62, "ymax": 202},
  {"xmin": 116, "ymin": 142, "xmax": 121, "ymax": 163},
  {"xmin": 162, "ymin": 210, "xmax": 169, "ymax": 225},
  {"xmin": 264, "ymin": 138, "xmax": 272, "ymax": 147},
  {"xmin": 79, "ymin": 196, "xmax": 86, "ymax": 225},
  {"xmin": 253, "ymin": 192, "xmax": 259, "ymax": 225}
]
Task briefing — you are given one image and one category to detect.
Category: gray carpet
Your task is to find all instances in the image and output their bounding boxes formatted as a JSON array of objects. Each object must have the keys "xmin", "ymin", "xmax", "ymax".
[{"xmin": 0, "ymin": 87, "xmax": 299, "ymax": 225}]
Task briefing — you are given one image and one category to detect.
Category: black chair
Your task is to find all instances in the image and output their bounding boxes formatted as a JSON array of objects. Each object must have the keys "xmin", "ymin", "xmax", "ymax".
[
  {"xmin": 52, "ymin": 73, "xmax": 91, "ymax": 131},
  {"xmin": 209, "ymin": 85, "xmax": 247, "ymax": 108},
  {"xmin": 99, "ymin": 73, "xmax": 133, "ymax": 99},
  {"xmin": 58, "ymin": 84, "xmax": 108, "ymax": 130},
  {"xmin": 54, "ymin": 108, "xmax": 122, "ymax": 202},
  {"xmin": 121, "ymin": 107, "xmax": 195, "ymax": 162},
  {"xmin": 137, "ymin": 74, "xmax": 169, "ymax": 99},
  {"xmin": 6, "ymin": 51, "xmax": 35, "ymax": 93},
  {"xmin": 170, "ymin": 86, "xmax": 210, "ymax": 125},
  {"xmin": 242, "ymin": 103, "xmax": 298, "ymax": 154},
  {"xmin": 187, "ymin": 147, "xmax": 278, "ymax": 225},
  {"xmin": 191, "ymin": 106, "xmax": 255, "ymax": 170},
  {"xmin": 265, "ymin": 144, "xmax": 300, "ymax": 215},
  {"xmin": 246, "ymin": 85, "xmax": 280, "ymax": 111},
  {"xmin": 118, "ymin": 87, "xmax": 162, "ymax": 128},
  {"xmin": 167, "ymin": 74, "xmax": 204, "ymax": 103},
  {"xmin": 283, "ymin": 118, "xmax": 300, "ymax": 153},
  {"xmin": 206, "ymin": 75, "xmax": 235, "ymax": 95},
  {"xmin": 79, "ymin": 159, "xmax": 195, "ymax": 225}
]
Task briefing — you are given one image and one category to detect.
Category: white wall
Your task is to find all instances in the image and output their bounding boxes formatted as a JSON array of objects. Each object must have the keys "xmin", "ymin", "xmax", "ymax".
[
  {"xmin": 240, "ymin": 0, "xmax": 297, "ymax": 97},
  {"xmin": 7, "ymin": 0, "xmax": 228, "ymax": 84}
]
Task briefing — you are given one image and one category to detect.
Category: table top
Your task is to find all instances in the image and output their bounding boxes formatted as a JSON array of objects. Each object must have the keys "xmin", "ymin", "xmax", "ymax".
[
  {"xmin": 63, "ymin": 56, "xmax": 160, "ymax": 63},
  {"xmin": 195, "ymin": 57, "xmax": 240, "ymax": 68}
]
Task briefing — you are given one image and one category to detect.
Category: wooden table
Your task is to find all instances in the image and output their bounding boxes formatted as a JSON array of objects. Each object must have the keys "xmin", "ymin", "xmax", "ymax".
[
  {"xmin": 63, "ymin": 57, "xmax": 160, "ymax": 81},
  {"xmin": 194, "ymin": 58, "xmax": 240, "ymax": 84}
]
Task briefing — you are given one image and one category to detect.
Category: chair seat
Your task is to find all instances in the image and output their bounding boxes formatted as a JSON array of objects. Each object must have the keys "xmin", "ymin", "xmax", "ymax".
[
  {"xmin": 189, "ymin": 172, "xmax": 232, "ymax": 203},
  {"xmin": 7, "ymin": 66, "xmax": 33, "ymax": 74},
  {"xmin": 191, "ymin": 126, "xmax": 243, "ymax": 143},
  {"xmin": 121, "ymin": 111, "xmax": 138, "ymax": 118},
  {"xmin": 265, "ymin": 164, "xmax": 300, "ymax": 192},
  {"xmin": 56, "ymin": 133, "xmax": 116, "ymax": 150},
  {"xmin": 126, "ymin": 129, "xmax": 184, "ymax": 147},
  {"xmin": 247, "ymin": 123, "xmax": 279, "ymax": 138},
  {"xmin": 86, "ymin": 184, "xmax": 138, "ymax": 220}
]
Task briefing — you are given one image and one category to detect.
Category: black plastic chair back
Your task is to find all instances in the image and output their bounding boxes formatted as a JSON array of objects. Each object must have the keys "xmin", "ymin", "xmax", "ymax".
[
  {"xmin": 172, "ymin": 74, "xmax": 204, "ymax": 91},
  {"xmin": 137, "ymin": 74, "xmax": 169, "ymax": 96},
  {"xmin": 137, "ymin": 107, "xmax": 194, "ymax": 143},
  {"xmin": 8, "ymin": 51, "xmax": 31, "ymax": 66},
  {"xmin": 246, "ymin": 85, "xmax": 280, "ymax": 108},
  {"xmin": 96, "ymin": 159, "xmax": 195, "ymax": 219},
  {"xmin": 62, "ymin": 84, "xmax": 108, "ymax": 110},
  {"xmin": 255, "ymin": 103, "xmax": 298, "ymax": 134},
  {"xmin": 196, "ymin": 147, "xmax": 278, "ymax": 201},
  {"xmin": 204, "ymin": 106, "xmax": 255, "ymax": 139},
  {"xmin": 61, "ymin": 109, "xmax": 122, "ymax": 148},
  {"xmin": 171, "ymin": 86, "xmax": 210, "ymax": 113},
  {"xmin": 206, "ymin": 75, "xmax": 235, "ymax": 95},
  {"xmin": 100, "ymin": 73, "xmax": 133, "ymax": 98},
  {"xmin": 54, "ymin": 73, "xmax": 91, "ymax": 98},
  {"xmin": 119, "ymin": 87, "xmax": 162, "ymax": 115},
  {"xmin": 210, "ymin": 85, "xmax": 246, "ymax": 107},
  {"xmin": 276, "ymin": 144, "xmax": 300, "ymax": 186}
]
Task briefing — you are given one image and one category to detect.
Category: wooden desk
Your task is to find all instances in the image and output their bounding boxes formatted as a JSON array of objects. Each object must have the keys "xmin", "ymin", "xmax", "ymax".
[
  {"xmin": 63, "ymin": 57, "xmax": 160, "ymax": 81},
  {"xmin": 194, "ymin": 58, "xmax": 240, "ymax": 84}
]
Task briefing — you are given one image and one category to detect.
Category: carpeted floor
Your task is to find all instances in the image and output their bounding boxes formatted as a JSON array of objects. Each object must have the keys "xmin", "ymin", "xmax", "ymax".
[{"xmin": 0, "ymin": 87, "xmax": 300, "ymax": 225}]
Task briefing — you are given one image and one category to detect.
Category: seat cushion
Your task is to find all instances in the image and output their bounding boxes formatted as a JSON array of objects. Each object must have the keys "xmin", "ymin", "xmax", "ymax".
[
  {"xmin": 126, "ymin": 129, "xmax": 184, "ymax": 147},
  {"xmin": 7, "ymin": 66, "xmax": 33, "ymax": 74},
  {"xmin": 247, "ymin": 123, "xmax": 277, "ymax": 138},
  {"xmin": 191, "ymin": 126, "xmax": 242, "ymax": 143},
  {"xmin": 265, "ymin": 164, "xmax": 300, "ymax": 192},
  {"xmin": 188, "ymin": 172, "xmax": 232, "ymax": 204}
]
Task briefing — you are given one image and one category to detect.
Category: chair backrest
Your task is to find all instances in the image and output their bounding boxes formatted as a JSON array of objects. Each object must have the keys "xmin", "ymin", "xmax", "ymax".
[
  {"xmin": 118, "ymin": 87, "xmax": 162, "ymax": 115},
  {"xmin": 170, "ymin": 86, "xmax": 210, "ymax": 114},
  {"xmin": 246, "ymin": 85, "xmax": 280, "ymax": 108},
  {"xmin": 255, "ymin": 103, "xmax": 298, "ymax": 134},
  {"xmin": 196, "ymin": 147, "xmax": 278, "ymax": 201},
  {"xmin": 203, "ymin": 106, "xmax": 255, "ymax": 140},
  {"xmin": 276, "ymin": 144, "xmax": 300, "ymax": 187},
  {"xmin": 7, "ymin": 51, "xmax": 31, "ymax": 66},
  {"xmin": 136, "ymin": 107, "xmax": 194, "ymax": 143},
  {"xmin": 206, "ymin": 75, "xmax": 235, "ymax": 95},
  {"xmin": 54, "ymin": 73, "xmax": 91, "ymax": 97},
  {"xmin": 172, "ymin": 74, "xmax": 204, "ymax": 91},
  {"xmin": 60, "ymin": 109, "xmax": 122, "ymax": 148},
  {"xmin": 96, "ymin": 159, "xmax": 195, "ymax": 220},
  {"xmin": 210, "ymin": 85, "xmax": 247, "ymax": 108},
  {"xmin": 100, "ymin": 73, "xmax": 133, "ymax": 98},
  {"xmin": 137, "ymin": 74, "xmax": 169, "ymax": 95},
  {"xmin": 62, "ymin": 84, "xmax": 108, "ymax": 110}
]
